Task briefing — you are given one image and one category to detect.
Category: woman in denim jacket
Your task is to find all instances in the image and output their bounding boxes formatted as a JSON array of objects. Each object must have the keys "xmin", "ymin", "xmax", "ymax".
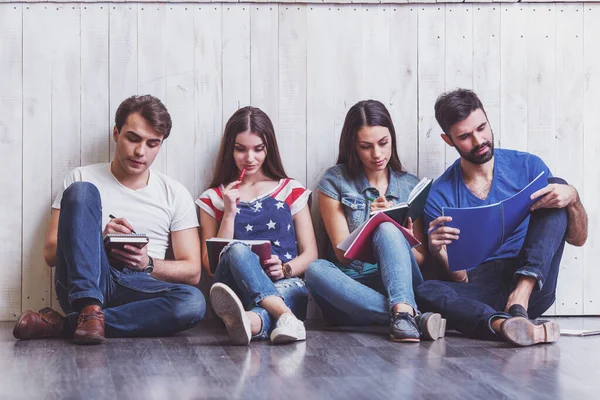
[
  {"xmin": 306, "ymin": 100, "xmax": 444, "ymax": 342},
  {"xmin": 197, "ymin": 107, "xmax": 318, "ymax": 345}
]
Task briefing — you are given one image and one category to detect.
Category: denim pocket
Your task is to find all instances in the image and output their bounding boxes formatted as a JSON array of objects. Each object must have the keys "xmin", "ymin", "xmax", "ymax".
[
  {"xmin": 117, "ymin": 269, "xmax": 173, "ymax": 294},
  {"xmin": 341, "ymin": 195, "xmax": 367, "ymax": 232}
]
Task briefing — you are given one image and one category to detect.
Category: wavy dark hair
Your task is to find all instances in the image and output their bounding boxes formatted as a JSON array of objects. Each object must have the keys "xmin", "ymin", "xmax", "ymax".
[
  {"xmin": 337, "ymin": 100, "xmax": 404, "ymax": 179},
  {"xmin": 115, "ymin": 95, "xmax": 172, "ymax": 139},
  {"xmin": 209, "ymin": 107, "xmax": 288, "ymax": 188},
  {"xmin": 434, "ymin": 88, "xmax": 487, "ymax": 136}
]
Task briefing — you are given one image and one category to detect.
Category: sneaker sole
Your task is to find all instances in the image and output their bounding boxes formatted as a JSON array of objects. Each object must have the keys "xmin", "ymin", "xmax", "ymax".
[
  {"xmin": 501, "ymin": 317, "xmax": 560, "ymax": 347},
  {"xmin": 270, "ymin": 328, "xmax": 306, "ymax": 344},
  {"xmin": 210, "ymin": 284, "xmax": 251, "ymax": 346},
  {"xmin": 389, "ymin": 335, "xmax": 420, "ymax": 343},
  {"xmin": 422, "ymin": 314, "xmax": 446, "ymax": 341}
]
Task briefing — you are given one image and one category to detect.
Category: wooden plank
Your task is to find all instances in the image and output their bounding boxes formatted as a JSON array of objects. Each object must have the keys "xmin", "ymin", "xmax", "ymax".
[
  {"xmin": 193, "ymin": 4, "xmax": 223, "ymax": 197},
  {"xmin": 109, "ymin": 3, "xmax": 138, "ymax": 160},
  {"xmin": 362, "ymin": 5, "xmax": 390, "ymax": 102},
  {"xmin": 0, "ymin": 3, "xmax": 23, "ymax": 320},
  {"xmin": 444, "ymin": 4, "xmax": 473, "ymax": 168},
  {"xmin": 583, "ymin": 4, "xmax": 600, "ymax": 315},
  {"xmin": 138, "ymin": 4, "xmax": 167, "ymax": 174},
  {"xmin": 554, "ymin": 4, "xmax": 584, "ymax": 316},
  {"xmin": 250, "ymin": 4, "xmax": 279, "ymax": 129},
  {"xmin": 500, "ymin": 4, "xmax": 528, "ymax": 151},
  {"xmin": 222, "ymin": 4, "xmax": 251, "ymax": 126},
  {"xmin": 417, "ymin": 4, "xmax": 446, "ymax": 179},
  {"xmin": 278, "ymin": 5, "xmax": 307, "ymax": 184},
  {"xmin": 472, "ymin": 4, "xmax": 501, "ymax": 151},
  {"xmin": 389, "ymin": 5, "xmax": 418, "ymax": 175},
  {"xmin": 81, "ymin": 3, "xmax": 110, "ymax": 166},
  {"xmin": 165, "ymin": 4, "xmax": 196, "ymax": 194},
  {"xmin": 22, "ymin": 3, "xmax": 53, "ymax": 317},
  {"xmin": 332, "ymin": 5, "xmax": 363, "ymax": 155},
  {"xmin": 526, "ymin": 4, "xmax": 556, "ymax": 170},
  {"xmin": 49, "ymin": 4, "xmax": 82, "ymax": 311}
]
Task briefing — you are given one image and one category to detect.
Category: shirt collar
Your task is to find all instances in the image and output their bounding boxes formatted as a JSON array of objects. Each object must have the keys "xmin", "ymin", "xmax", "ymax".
[{"xmin": 356, "ymin": 167, "xmax": 403, "ymax": 200}]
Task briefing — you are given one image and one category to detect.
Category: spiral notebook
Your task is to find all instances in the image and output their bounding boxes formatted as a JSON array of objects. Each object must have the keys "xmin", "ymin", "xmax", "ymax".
[{"xmin": 103, "ymin": 234, "xmax": 149, "ymax": 249}]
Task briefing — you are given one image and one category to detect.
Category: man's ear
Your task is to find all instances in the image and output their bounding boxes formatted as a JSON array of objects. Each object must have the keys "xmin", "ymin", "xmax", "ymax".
[
  {"xmin": 441, "ymin": 133, "xmax": 454, "ymax": 147},
  {"xmin": 112, "ymin": 126, "xmax": 119, "ymax": 143}
]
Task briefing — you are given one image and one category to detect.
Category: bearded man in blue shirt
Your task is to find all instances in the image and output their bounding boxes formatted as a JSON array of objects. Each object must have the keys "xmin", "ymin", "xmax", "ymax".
[{"xmin": 417, "ymin": 88, "xmax": 588, "ymax": 347}]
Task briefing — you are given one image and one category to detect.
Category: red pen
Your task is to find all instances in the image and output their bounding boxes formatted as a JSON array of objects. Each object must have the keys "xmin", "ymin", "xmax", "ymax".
[{"xmin": 237, "ymin": 168, "xmax": 246, "ymax": 188}]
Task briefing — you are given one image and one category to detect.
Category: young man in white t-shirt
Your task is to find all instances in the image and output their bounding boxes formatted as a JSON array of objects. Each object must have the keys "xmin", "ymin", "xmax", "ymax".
[{"xmin": 13, "ymin": 95, "xmax": 205, "ymax": 344}]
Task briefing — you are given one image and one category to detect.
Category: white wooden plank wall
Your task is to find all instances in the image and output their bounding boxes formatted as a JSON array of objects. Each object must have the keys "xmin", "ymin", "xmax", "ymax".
[{"xmin": 1, "ymin": 3, "xmax": 598, "ymax": 319}]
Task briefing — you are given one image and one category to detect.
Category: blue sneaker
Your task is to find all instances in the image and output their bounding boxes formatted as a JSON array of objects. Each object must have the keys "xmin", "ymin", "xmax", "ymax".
[{"xmin": 389, "ymin": 312, "xmax": 420, "ymax": 342}]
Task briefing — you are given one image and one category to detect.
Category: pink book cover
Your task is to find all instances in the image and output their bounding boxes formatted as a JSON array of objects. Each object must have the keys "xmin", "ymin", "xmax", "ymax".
[{"xmin": 340, "ymin": 212, "xmax": 420, "ymax": 264}]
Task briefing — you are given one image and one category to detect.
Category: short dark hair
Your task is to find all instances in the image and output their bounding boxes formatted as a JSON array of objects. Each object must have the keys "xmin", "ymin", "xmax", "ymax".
[
  {"xmin": 209, "ymin": 107, "xmax": 287, "ymax": 188},
  {"xmin": 337, "ymin": 100, "xmax": 404, "ymax": 179},
  {"xmin": 434, "ymin": 89, "xmax": 486, "ymax": 135},
  {"xmin": 115, "ymin": 95, "xmax": 172, "ymax": 139}
]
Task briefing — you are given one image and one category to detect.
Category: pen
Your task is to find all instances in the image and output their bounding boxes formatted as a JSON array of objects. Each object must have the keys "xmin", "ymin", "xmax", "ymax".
[
  {"xmin": 108, "ymin": 214, "xmax": 137, "ymax": 234},
  {"xmin": 237, "ymin": 168, "xmax": 246, "ymax": 188},
  {"xmin": 427, "ymin": 223, "xmax": 442, "ymax": 235}
]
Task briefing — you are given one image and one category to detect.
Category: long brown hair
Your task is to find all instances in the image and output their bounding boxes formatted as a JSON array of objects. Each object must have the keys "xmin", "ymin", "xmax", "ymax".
[
  {"xmin": 337, "ymin": 100, "xmax": 404, "ymax": 179},
  {"xmin": 209, "ymin": 107, "xmax": 288, "ymax": 188}
]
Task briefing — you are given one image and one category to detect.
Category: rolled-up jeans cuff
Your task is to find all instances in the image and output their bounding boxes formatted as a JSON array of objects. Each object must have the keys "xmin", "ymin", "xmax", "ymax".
[
  {"xmin": 515, "ymin": 268, "xmax": 544, "ymax": 291},
  {"xmin": 249, "ymin": 307, "xmax": 269, "ymax": 341},
  {"xmin": 487, "ymin": 312, "xmax": 511, "ymax": 337}
]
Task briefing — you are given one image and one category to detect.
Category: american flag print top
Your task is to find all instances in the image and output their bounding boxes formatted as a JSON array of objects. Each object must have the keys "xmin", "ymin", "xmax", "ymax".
[{"xmin": 196, "ymin": 178, "xmax": 311, "ymax": 261}]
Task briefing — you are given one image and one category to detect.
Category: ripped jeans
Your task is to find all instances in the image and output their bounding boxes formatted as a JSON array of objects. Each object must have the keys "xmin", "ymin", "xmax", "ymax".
[{"xmin": 213, "ymin": 242, "xmax": 308, "ymax": 340}]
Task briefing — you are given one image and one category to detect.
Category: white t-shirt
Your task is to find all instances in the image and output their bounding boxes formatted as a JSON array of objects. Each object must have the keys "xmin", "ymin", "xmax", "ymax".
[{"xmin": 52, "ymin": 163, "xmax": 199, "ymax": 259}]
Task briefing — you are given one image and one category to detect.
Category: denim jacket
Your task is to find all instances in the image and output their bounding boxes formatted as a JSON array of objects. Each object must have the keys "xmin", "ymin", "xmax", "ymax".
[{"xmin": 317, "ymin": 164, "xmax": 420, "ymax": 275}]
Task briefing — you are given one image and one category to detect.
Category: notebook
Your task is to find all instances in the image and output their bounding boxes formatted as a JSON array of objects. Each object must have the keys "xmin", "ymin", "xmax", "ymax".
[
  {"xmin": 103, "ymin": 234, "xmax": 149, "ymax": 250},
  {"xmin": 206, "ymin": 238, "xmax": 272, "ymax": 274},
  {"xmin": 370, "ymin": 177, "xmax": 433, "ymax": 225}
]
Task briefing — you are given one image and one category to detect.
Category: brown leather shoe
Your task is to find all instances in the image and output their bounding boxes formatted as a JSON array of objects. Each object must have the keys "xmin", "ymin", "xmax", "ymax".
[
  {"xmin": 73, "ymin": 305, "xmax": 105, "ymax": 345},
  {"xmin": 501, "ymin": 317, "xmax": 560, "ymax": 347},
  {"xmin": 13, "ymin": 307, "xmax": 66, "ymax": 340}
]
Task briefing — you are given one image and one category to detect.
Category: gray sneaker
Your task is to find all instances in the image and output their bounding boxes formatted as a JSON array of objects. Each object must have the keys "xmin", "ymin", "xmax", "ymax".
[
  {"xmin": 389, "ymin": 312, "xmax": 420, "ymax": 342},
  {"xmin": 210, "ymin": 283, "xmax": 251, "ymax": 346},
  {"xmin": 270, "ymin": 313, "xmax": 306, "ymax": 344},
  {"xmin": 416, "ymin": 312, "xmax": 446, "ymax": 341}
]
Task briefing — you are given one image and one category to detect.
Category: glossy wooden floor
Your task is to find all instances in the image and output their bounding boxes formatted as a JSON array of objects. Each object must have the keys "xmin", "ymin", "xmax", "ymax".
[{"xmin": 1, "ymin": 317, "xmax": 599, "ymax": 400}]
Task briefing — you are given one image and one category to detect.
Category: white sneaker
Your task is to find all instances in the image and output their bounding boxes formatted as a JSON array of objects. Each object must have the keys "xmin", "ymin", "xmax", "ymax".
[
  {"xmin": 270, "ymin": 313, "xmax": 306, "ymax": 344},
  {"xmin": 210, "ymin": 283, "xmax": 251, "ymax": 345}
]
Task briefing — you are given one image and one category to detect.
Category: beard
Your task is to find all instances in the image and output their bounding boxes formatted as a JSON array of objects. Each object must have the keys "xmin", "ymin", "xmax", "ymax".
[{"xmin": 455, "ymin": 132, "xmax": 495, "ymax": 165}]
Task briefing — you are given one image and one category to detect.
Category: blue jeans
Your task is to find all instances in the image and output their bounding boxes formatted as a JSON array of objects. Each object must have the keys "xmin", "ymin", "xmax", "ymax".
[
  {"xmin": 54, "ymin": 182, "xmax": 206, "ymax": 337},
  {"xmin": 305, "ymin": 222, "xmax": 424, "ymax": 325},
  {"xmin": 416, "ymin": 178, "xmax": 569, "ymax": 340},
  {"xmin": 214, "ymin": 242, "xmax": 308, "ymax": 340}
]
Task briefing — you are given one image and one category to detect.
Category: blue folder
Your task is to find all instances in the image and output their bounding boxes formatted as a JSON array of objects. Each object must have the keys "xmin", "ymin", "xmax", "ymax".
[{"xmin": 442, "ymin": 171, "xmax": 548, "ymax": 272}]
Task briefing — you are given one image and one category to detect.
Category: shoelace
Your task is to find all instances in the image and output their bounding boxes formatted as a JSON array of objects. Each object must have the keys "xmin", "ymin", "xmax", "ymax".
[
  {"xmin": 77, "ymin": 311, "xmax": 105, "ymax": 324},
  {"xmin": 391, "ymin": 312, "xmax": 419, "ymax": 330}
]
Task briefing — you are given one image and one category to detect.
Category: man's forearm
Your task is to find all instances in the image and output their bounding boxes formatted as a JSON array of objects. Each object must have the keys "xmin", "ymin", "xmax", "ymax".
[
  {"xmin": 434, "ymin": 249, "xmax": 468, "ymax": 282},
  {"xmin": 565, "ymin": 194, "xmax": 588, "ymax": 247},
  {"xmin": 152, "ymin": 259, "xmax": 201, "ymax": 286}
]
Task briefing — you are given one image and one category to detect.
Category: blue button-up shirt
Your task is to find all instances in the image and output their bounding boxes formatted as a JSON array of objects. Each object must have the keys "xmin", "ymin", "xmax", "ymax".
[{"xmin": 317, "ymin": 164, "xmax": 420, "ymax": 276}]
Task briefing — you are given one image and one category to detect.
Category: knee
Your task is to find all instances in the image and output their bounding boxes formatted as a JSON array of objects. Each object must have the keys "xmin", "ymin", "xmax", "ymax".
[
  {"xmin": 305, "ymin": 259, "xmax": 334, "ymax": 288},
  {"xmin": 222, "ymin": 242, "xmax": 255, "ymax": 265},
  {"xmin": 171, "ymin": 286, "xmax": 206, "ymax": 329},
  {"xmin": 415, "ymin": 280, "xmax": 444, "ymax": 299},
  {"xmin": 373, "ymin": 222, "xmax": 409, "ymax": 246},
  {"xmin": 548, "ymin": 176, "xmax": 568, "ymax": 186},
  {"xmin": 62, "ymin": 182, "xmax": 101, "ymax": 208}
]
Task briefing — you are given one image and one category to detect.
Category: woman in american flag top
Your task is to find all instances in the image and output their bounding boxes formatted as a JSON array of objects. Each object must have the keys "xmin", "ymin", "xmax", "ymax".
[{"xmin": 197, "ymin": 107, "xmax": 318, "ymax": 345}]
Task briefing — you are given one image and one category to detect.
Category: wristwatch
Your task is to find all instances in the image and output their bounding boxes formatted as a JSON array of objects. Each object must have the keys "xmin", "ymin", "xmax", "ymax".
[
  {"xmin": 143, "ymin": 256, "xmax": 154, "ymax": 275},
  {"xmin": 282, "ymin": 263, "xmax": 292, "ymax": 278}
]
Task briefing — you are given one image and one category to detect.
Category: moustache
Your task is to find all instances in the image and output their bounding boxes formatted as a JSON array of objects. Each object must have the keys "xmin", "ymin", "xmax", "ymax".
[{"xmin": 471, "ymin": 142, "xmax": 491, "ymax": 155}]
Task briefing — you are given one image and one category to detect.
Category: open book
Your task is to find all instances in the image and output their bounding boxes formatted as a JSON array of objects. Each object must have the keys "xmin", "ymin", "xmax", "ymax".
[
  {"xmin": 338, "ymin": 212, "xmax": 420, "ymax": 264},
  {"xmin": 206, "ymin": 238, "xmax": 272, "ymax": 274},
  {"xmin": 442, "ymin": 171, "xmax": 548, "ymax": 272},
  {"xmin": 560, "ymin": 329, "xmax": 600, "ymax": 337},
  {"xmin": 103, "ymin": 234, "xmax": 149, "ymax": 250},
  {"xmin": 370, "ymin": 177, "xmax": 433, "ymax": 225}
]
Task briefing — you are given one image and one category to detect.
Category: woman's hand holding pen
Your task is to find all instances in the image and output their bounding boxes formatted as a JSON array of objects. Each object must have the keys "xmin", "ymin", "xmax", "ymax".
[
  {"xmin": 263, "ymin": 255, "xmax": 284, "ymax": 281},
  {"xmin": 222, "ymin": 180, "xmax": 242, "ymax": 217},
  {"xmin": 370, "ymin": 195, "xmax": 394, "ymax": 212}
]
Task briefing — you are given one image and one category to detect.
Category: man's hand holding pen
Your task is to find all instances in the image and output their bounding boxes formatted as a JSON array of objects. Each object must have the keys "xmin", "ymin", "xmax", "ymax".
[{"xmin": 104, "ymin": 214, "xmax": 149, "ymax": 271}]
